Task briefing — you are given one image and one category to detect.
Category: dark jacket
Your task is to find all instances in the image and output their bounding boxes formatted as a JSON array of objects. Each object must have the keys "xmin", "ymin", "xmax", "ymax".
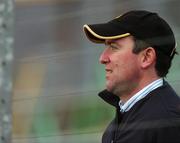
[{"xmin": 98, "ymin": 81, "xmax": 180, "ymax": 143}]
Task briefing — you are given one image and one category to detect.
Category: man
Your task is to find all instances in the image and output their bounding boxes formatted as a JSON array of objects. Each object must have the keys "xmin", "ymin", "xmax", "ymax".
[{"xmin": 83, "ymin": 10, "xmax": 180, "ymax": 143}]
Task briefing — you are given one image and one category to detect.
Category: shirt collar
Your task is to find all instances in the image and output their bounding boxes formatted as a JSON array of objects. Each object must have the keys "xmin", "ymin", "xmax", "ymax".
[{"xmin": 119, "ymin": 78, "xmax": 163, "ymax": 113}]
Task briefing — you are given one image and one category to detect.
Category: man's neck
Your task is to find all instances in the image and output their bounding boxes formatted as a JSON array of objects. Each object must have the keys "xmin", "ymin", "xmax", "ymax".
[{"xmin": 119, "ymin": 76, "xmax": 160, "ymax": 103}]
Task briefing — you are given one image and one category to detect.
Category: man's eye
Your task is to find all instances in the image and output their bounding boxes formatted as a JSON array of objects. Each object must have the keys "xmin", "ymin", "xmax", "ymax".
[{"xmin": 110, "ymin": 44, "xmax": 119, "ymax": 50}]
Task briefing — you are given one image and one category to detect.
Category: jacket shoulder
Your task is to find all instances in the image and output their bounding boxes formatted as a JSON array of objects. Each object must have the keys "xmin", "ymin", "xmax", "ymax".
[{"xmin": 129, "ymin": 82, "xmax": 180, "ymax": 121}]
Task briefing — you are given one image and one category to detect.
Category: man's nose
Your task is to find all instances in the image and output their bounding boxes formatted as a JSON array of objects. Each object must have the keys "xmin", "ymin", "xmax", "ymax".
[{"xmin": 99, "ymin": 48, "xmax": 110, "ymax": 64}]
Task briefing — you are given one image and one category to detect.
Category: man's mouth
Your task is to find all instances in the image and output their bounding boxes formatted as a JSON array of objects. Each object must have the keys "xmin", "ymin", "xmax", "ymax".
[{"xmin": 105, "ymin": 69, "xmax": 113, "ymax": 73}]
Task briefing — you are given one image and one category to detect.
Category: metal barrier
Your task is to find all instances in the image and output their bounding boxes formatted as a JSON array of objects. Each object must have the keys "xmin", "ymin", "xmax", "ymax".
[{"xmin": 0, "ymin": 0, "xmax": 14, "ymax": 143}]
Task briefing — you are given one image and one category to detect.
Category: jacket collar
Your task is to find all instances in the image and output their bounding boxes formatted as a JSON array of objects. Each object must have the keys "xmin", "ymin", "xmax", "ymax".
[
  {"xmin": 98, "ymin": 89, "xmax": 120, "ymax": 108},
  {"xmin": 98, "ymin": 79, "xmax": 167, "ymax": 108}
]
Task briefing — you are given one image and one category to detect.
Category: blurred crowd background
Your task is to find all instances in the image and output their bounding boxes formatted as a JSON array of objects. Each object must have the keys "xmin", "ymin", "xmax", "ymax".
[{"xmin": 13, "ymin": 0, "xmax": 180, "ymax": 143}]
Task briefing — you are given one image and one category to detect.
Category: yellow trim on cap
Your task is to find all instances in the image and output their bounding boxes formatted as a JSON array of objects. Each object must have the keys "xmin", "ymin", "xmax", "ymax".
[
  {"xmin": 115, "ymin": 15, "xmax": 122, "ymax": 19},
  {"xmin": 83, "ymin": 24, "xmax": 131, "ymax": 43},
  {"xmin": 170, "ymin": 42, "xmax": 178, "ymax": 57}
]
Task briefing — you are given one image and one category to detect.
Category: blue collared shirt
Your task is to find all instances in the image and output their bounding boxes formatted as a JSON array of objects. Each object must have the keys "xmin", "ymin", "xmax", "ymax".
[{"xmin": 119, "ymin": 78, "xmax": 163, "ymax": 113}]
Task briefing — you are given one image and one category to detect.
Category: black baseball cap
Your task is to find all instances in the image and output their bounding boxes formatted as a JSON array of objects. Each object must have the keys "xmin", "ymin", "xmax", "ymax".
[{"xmin": 83, "ymin": 10, "xmax": 177, "ymax": 58}]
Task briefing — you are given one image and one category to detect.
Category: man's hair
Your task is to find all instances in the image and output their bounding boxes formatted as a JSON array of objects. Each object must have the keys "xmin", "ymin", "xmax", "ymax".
[{"xmin": 132, "ymin": 37, "xmax": 175, "ymax": 77}]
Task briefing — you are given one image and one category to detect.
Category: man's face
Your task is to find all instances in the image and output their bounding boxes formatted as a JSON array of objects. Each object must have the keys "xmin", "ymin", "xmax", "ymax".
[{"xmin": 99, "ymin": 36, "xmax": 142, "ymax": 96}]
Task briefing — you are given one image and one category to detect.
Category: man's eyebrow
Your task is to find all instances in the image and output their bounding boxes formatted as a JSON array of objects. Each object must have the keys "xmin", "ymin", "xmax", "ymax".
[
  {"xmin": 105, "ymin": 40, "xmax": 116, "ymax": 45},
  {"xmin": 105, "ymin": 41, "xmax": 121, "ymax": 48}
]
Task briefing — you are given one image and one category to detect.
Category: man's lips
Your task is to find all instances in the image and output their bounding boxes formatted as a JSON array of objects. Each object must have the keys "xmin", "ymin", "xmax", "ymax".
[
  {"xmin": 105, "ymin": 69, "xmax": 112, "ymax": 80},
  {"xmin": 105, "ymin": 69, "xmax": 113, "ymax": 73}
]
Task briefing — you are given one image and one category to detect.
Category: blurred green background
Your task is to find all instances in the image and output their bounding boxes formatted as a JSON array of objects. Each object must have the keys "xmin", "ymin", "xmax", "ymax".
[{"xmin": 13, "ymin": 0, "xmax": 180, "ymax": 143}]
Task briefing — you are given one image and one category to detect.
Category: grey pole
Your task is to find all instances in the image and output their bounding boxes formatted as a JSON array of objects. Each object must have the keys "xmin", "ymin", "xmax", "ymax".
[{"xmin": 0, "ymin": 0, "xmax": 14, "ymax": 143}]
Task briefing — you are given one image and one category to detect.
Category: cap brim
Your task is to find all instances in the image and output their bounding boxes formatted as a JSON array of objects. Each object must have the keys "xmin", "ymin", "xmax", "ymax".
[{"xmin": 83, "ymin": 23, "xmax": 130, "ymax": 43}]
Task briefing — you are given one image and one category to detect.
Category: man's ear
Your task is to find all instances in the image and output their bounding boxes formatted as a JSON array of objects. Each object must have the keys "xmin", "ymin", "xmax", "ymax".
[{"xmin": 140, "ymin": 47, "xmax": 156, "ymax": 69}]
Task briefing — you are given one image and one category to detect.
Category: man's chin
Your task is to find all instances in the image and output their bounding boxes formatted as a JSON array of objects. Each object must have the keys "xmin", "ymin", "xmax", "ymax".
[
  {"xmin": 106, "ymin": 82, "xmax": 117, "ymax": 93},
  {"xmin": 106, "ymin": 84, "xmax": 119, "ymax": 95},
  {"xmin": 106, "ymin": 88, "xmax": 111, "ymax": 92},
  {"xmin": 106, "ymin": 85, "xmax": 113, "ymax": 92}
]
